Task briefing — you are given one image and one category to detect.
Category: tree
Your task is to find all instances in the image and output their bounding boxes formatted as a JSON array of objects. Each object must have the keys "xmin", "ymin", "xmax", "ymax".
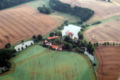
[
  {"xmin": 38, "ymin": 5, "xmax": 52, "ymax": 14},
  {"xmin": 64, "ymin": 20, "xmax": 69, "ymax": 25},
  {"xmin": 49, "ymin": 32, "xmax": 55, "ymax": 37},
  {"xmin": 55, "ymin": 31, "xmax": 62, "ymax": 36},
  {"xmin": 37, "ymin": 34, "xmax": 42, "ymax": 41},
  {"xmin": 64, "ymin": 36, "xmax": 73, "ymax": 43},
  {"xmin": 76, "ymin": 47, "xmax": 84, "ymax": 53},
  {"xmin": 63, "ymin": 42, "xmax": 73, "ymax": 50},
  {"xmin": 32, "ymin": 35, "xmax": 36, "ymax": 40},
  {"xmin": 78, "ymin": 32, "xmax": 83, "ymax": 40},
  {"xmin": 94, "ymin": 43, "xmax": 99, "ymax": 47},
  {"xmin": 32, "ymin": 35, "xmax": 37, "ymax": 42},
  {"xmin": 87, "ymin": 42, "xmax": 94, "ymax": 55},
  {"xmin": 5, "ymin": 43, "xmax": 11, "ymax": 48}
]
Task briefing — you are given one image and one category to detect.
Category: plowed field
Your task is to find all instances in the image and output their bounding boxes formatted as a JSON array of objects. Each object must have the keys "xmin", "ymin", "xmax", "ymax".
[
  {"xmin": 0, "ymin": 5, "xmax": 59, "ymax": 48},
  {"xmin": 95, "ymin": 46, "xmax": 120, "ymax": 80}
]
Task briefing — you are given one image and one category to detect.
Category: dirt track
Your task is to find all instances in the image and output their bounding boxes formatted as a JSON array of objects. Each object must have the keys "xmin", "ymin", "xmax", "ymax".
[
  {"xmin": 0, "ymin": 5, "xmax": 59, "ymax": 48},
  {"xmin": 95, "ymin": 46, "xmax": 120, "ymax": 80}
]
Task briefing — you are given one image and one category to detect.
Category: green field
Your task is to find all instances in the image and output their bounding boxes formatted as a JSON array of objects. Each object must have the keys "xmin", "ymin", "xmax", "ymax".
[{"xmin": 0, "ymin": 45, "xmax": 95, "ymax": 80}]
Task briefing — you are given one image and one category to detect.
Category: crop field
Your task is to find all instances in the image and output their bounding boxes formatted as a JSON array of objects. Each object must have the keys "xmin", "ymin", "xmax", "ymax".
[
  {"xmin": 0, "ymin": 5, "xmax": 59, "ymax": 48},
  {"xmin": 84, "ymin": 19, "xmax": 120, "ymax": 43},
  {"xmin": 95, "ymin": 46, "xmax": 120, "ymax": 80},
  {"xmin": 0, "ymin": 45, "xmax": 95, "ymax": 80},
  {"xmin": 60, "ymin": 0, "xmax": 120, "ymax": 23}
]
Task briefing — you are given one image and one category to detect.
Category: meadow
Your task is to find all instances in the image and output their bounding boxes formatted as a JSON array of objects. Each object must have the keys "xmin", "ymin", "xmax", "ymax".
[{"xmin": 0, "ymin": 45, "xmax": 95, "ymax": 80}]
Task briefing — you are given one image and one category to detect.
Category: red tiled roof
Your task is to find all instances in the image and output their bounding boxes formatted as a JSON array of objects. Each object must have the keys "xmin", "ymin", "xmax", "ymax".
[
  {"xmin": 50, "ymin": 45, "xmax": 59, "ymax": 49},
  {"xmin": 48, "ymin": 36, "xmax": 59, "ymax": 40}
]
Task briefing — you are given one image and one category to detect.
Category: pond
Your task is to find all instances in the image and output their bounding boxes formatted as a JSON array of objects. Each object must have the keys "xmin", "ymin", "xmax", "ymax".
[{"xmin": 61, "ymin": 24, "xmax": 81, "ymax": 39}]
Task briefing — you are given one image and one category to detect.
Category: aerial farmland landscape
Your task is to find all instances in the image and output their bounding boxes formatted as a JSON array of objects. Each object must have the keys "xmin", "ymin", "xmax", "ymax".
[{"xmin": 0, "ymin": 0, "xmax": 120, "ymax": 80}]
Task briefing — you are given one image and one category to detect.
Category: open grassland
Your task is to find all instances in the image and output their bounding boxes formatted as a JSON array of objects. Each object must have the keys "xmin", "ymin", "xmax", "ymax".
[
  {"xmin": 60, "ymin": 0, "xmax": 120, "ymax": 23},
  {"xmin": 0, "ymin": 5, "xmax": 59, "ymax": 48},
  {"xmin": 0, "ymin": 45, "xmax": 95, "ymax": 80},
  {"xmin": 84, "ymin": 18, "xmax": 120, "ymax": 43},
  {"xmin": 95, "ymin": 46, "xmax": 120, "ymax": 80}
]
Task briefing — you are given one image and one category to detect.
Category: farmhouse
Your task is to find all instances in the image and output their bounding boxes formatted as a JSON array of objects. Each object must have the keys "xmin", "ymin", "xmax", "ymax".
[
  {"xmin": 62, "ymin": 24, "xmax": 81, "ymax": 39},
  {"xmin": 14, "ymin": 40, "xmax": 34, "ymax": 52}
]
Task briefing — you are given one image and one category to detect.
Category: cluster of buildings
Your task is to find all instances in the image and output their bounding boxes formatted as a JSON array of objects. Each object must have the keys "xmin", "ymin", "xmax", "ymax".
[
  {"xmin": 44, "ymin": 36, "xmax": 62, "ymax": 51},
  {"xmin": 14, "ymin": 40, "xmax": 34, "ymax": 52}
]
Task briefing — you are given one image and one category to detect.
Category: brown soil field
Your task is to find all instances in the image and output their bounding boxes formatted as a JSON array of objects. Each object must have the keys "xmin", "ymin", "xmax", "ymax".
[
  {"xmin": 0, "ymin": 5, "xmax": 59, "ymax": 48},
  {"xmin": 95, "ymin": 46, "xmax": 120, "ymax": 80},
  {"xmin": 84, "ymin": 19, "xmax": 120, "ymax": 43},
  {"xmin": 60, "ymin": 0, "xmax": 120, "ymax": 23}
]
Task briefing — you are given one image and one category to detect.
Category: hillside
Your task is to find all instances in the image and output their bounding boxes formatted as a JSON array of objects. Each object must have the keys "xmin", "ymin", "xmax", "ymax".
[
  {"xmin": 0, "ymin": 5, "xmax": 59, "ymax": 48},
  {"xmin": 0, "ymin": 45, "xmax": 95, "ymax": 80}
]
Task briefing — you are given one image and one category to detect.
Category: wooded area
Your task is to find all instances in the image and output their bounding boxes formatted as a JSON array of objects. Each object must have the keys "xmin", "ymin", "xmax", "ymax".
[
  {"xmin": 0, "ymin": 0, "xmax": 33, "ymax": 9},
  {"xmin": 49, "ymin": 0, "xmax": 94, "ymax": 22}
]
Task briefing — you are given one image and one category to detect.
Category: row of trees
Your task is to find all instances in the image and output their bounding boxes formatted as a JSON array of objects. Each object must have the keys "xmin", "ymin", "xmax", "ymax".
[
  {"xmin": 94, "ymin": 42, "xmax": 120, "ymax": 47},
  {"xmin": 32, "ymin": 34, "xmax": 43, "ymax": 42},
  {"xmin": 0, "ymin": 0, "xmax": 33, "ymax": 10},
  {"xmin": 49, "ymin": 0, "xmax": 94, "ymax": 22}
]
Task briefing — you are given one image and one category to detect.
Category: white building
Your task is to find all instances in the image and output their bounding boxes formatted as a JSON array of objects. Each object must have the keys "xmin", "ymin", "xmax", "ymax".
[
  {"xmin": 62, "ymin": 24, "xmax": 81, "ymax": 39},
  {"xmin": 14, "ymin": 40, "xmax": 34, "ymax": 52}
]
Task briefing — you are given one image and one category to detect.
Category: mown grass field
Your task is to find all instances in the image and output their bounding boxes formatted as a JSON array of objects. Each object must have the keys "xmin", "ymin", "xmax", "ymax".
[{"xmin": 0, "ymin": 45, "xmax": 95, "ymax": 80}]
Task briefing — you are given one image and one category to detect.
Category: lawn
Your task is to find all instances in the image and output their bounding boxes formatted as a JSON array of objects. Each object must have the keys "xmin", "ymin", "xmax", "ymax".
[{"xmin": 0, "ymin": 45, "xmax": 95, "ymax": 80}]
